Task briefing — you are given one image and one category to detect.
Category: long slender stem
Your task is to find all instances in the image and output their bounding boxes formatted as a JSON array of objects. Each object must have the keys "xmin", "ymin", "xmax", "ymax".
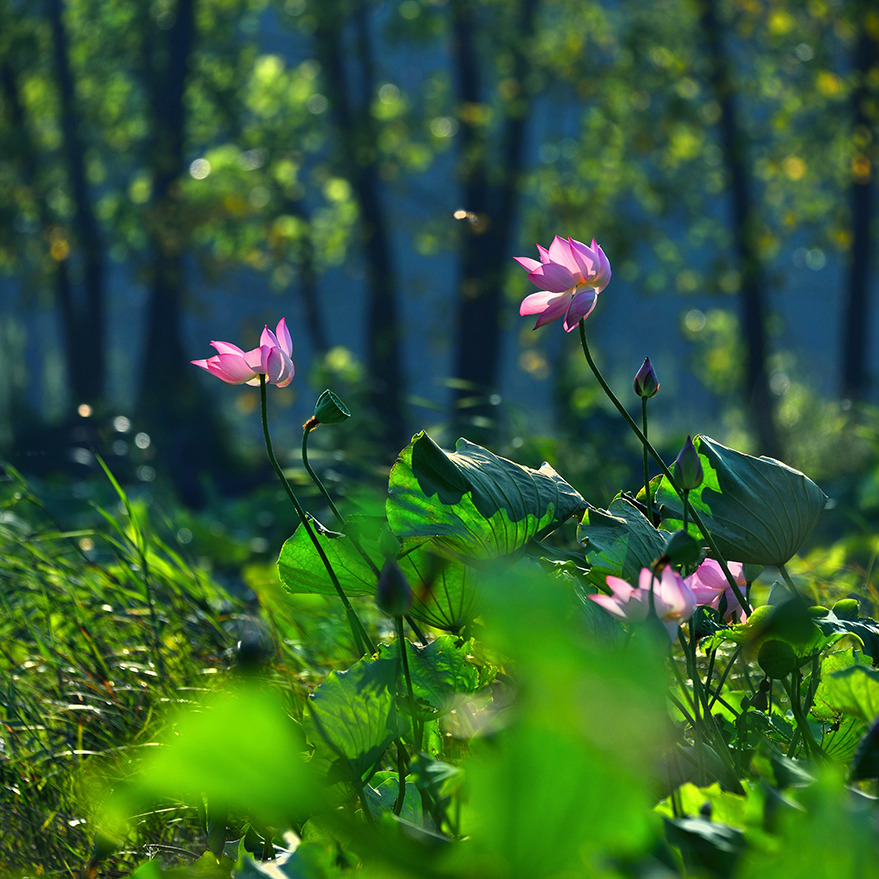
[
  {"xmin": 778, "ymin": 563, "xmax": 799, "ymax": 595},
  {"xmin": 641, "ymin": 397, "xmax": 655, "ymax": 525},
  {"xmin": 259, "ymin": 377, "xmax": 375, "ymax": 655},
  {"xmin": 707, "ymin": 645, "xmax": 744, "ymax": 712},
  {"xmin": 301, "ymin": 426, "xmax": 350, "ymax": 533},
  {"xmin": 395, "ymin": 615, "xmax": 422, "ymax": 750},
  {"xmin": 302, "ymin": 424, "xmax": 427, "ymax": 645},
  {"xmin": 578, "ymin": 321, "xmax": 751, "ymax": 615}
]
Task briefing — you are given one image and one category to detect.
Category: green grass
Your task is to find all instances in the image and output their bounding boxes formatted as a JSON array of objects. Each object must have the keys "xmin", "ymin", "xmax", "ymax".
[{"xmin": 0, "ymin": 463, "xmax": 240, "ymax": 876}]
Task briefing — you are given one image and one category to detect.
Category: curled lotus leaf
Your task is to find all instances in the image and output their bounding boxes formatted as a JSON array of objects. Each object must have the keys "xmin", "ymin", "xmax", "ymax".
[{"xmin": 655, "ymin": 435, "xmax": 827, "ymax": 566}]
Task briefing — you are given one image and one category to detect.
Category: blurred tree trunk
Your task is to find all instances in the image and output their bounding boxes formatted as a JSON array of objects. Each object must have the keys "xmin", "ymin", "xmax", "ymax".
[
  {"xmin": 139, "ymin": 0, "xmax": 196, "ymax": 414},
  {"xmin": 47, "ymin": 0, "xmax": 106, "ymax": 410},
  {"xmin": 450, "ymin": 0, "xmax": 538, "ymax": 442},
  {"xmin": 312, "ymin": 2, "xmax": 405, "ymax": 447},
  {"xmin": 840, "ymin": 9, "xmax": 879, "ymax": 400},
  {"xmin": 137, "ymin": 0, "xmax": 212, "ymax": 503},
  {"xmin": 697, "ymin": 0, "xmax": 783, "ymax": 459},
  {"xmin": 285, "ymin": 199, "xmax": 328, "ymax": 354}
]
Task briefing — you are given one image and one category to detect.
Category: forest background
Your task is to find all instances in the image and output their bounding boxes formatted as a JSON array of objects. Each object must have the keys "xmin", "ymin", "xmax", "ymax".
[{"xmin": 1, "ymin": 0, "xmax": 877, "ymax": 511}]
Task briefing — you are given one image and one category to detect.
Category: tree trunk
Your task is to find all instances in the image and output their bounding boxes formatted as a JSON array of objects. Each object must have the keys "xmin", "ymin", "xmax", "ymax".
[
  {"xmin": 312, "ymin": 3, "xmax": 406, "ymax": 447},
  {"xmin": 841, "ymin": 10, "xmax": 878, "ymax": 400},
  {"xmin": 136, "ymin": 0, "xmax": 218, "ymax": 504},
  {"xmin": 697, "ymin": 0, "xmax": 783, "ymax": 459},
  {"xmin": 139, "ymin": 0, "xmax": 196, "ymax": 417},
  {"xmin": 450, "ymin": 0, "xmax": 538, "ymax": 441},
  {"xmin": 47, "ymin": 0, "xmax": 106, "ymax": 409}
]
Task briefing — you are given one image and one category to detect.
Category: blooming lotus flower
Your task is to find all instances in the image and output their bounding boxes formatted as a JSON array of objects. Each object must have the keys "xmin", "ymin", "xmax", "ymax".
[
  {"xmin": 192, "ymin": 319, "xmax": 294, "ymax": 388},
  {"xmin": 515, "ymin": 236, "xmax": 611, "ymax": 332},
  {"xmin": 589, "ymin": 566, "xmax": 696, "ymax": 641},
  {"xmin": 685, "ymin": 559, "xmax": 748, "ymax": 623}
]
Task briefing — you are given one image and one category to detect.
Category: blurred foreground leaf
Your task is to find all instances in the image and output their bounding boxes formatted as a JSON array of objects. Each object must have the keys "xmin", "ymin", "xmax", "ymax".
[{"xmin": 102, "ymin": 684, "xmax": 324, "ymax": 832}]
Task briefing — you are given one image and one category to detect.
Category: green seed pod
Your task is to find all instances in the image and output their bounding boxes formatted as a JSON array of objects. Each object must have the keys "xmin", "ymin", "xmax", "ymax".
[
  {"xmin": 757, "ymin": 640, "xmax": 798, "ymax": 679},
  {"xmin": 313, "ymin": 389, "xmax": 351, "ymax": 424}
]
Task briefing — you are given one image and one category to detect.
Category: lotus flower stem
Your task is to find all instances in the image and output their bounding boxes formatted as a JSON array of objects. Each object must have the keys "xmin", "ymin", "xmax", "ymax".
[
  {"xmin": 302, "ymin": 424, "xmax": 428, "ymax": 645},
  {"xmin": 395, "ymin": 615, "xmax": 421, "ymax": 751},
  {"xmin": 301, "ymin": 424, "xmax": 350, "ymax": 535},
  {"xmin": 641, "ymin": 398, "xmax": 655, "ymax": 525},
  {"xmin": 578, "ymin": 321, "xmax": 751, "ymax": 615},
  {"xmin": 707, "ymin": 645, "xmax": 743, "ymax": 712},
  {"xmin": 259, "ymin": 377, "xmax": 374, "ymax": 656}
]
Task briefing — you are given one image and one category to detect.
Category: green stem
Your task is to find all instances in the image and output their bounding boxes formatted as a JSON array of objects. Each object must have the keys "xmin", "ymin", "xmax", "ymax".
[
  {"xmin": 302, "ymin": 425, "xmax": 428, "ymax": 646},
  {"xmin": 259, "ymin": 377, "xmax": 375, "ymax": 656},
  {"xmin": 393, "ymin": 741, "xmax": 407, "ymax": 817},
  {"xmin": 778, "ymin": 563, "xmax": 799, "ymax": 596},
  {"xmin": 783, "ymin": 673, "xmax": 823, "ymax": 760},
  {"xmin": 578, "ymin": 321, "xmax": 751, "ymax": 615},
  {"xmin": 707, "ymin": 645, "xmax": 744, "ymax": 712},
  {"xmin": 395, "ymin": 615, "xmax": 421, "ymax": 751},
  {"xmin": 301, "ymin": 426, "xmax": 349, "ymax": 533},
  {"xmin": 641, "ymin": 397, "xmax": 654, "ymax": 525}
]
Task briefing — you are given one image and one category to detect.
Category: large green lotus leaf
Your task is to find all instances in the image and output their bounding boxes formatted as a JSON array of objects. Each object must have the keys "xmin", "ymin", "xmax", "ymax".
[
  {"xmin": 304, "ymin": 656, "xmax": 402, "ymax": 786},
  {"xmin": 386, "ymin": 432, "xmax": 587, "ymax": 558},
  {"xmin": 402, "ymin": 546, "xmax": 481, "ymax": 634},
  {"xmin": 819, "ymin": 665, "xmax": 879, "ymax": 724},
  {"xmin": 277, "ymin": 515, "xmax": 384, "ymax": 597},
  {"xmin": 277, "ymin": 515, "xmax": 483, "ymax": 633},
  {"xmin": 395, "ymin": 635, "xmax": 485, "ymax": 720},
  {"xmin": 654, "ymin": 435, "xmax": 826, "ymax": 566},
  {"xmin": 577, "ymin": 496, "xmax": 667, "ymax": 589}
]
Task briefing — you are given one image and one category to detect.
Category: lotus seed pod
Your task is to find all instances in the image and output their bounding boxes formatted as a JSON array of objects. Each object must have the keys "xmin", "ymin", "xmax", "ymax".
[{"xmin": 758, "ymin": 640, "xmax": 798, "ymax": 679}]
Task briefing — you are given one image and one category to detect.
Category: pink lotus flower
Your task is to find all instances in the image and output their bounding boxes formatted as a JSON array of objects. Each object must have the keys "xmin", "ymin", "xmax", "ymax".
[
  {"xmin": 191, "ymin": 319, "xmax": 294, "ymax": 387},
  {"xmin": 685, "ymin": 559, "xmax": 748, "ymax": 623},
  {"xmin": 589, "ymin": 566, "xmax": 696, "ymax": 641},
  {"xmin": 515, "ymin": 236, "xmax": 611, "ymax": 332}
]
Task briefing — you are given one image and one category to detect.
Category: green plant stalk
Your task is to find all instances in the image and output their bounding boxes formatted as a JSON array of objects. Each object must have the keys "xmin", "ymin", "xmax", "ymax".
[
  {"xmin": 259, "ymin": 377, "xmax": 374, "ymax": 656},
  {"xmin": 675, "ymin": 631, "xmax": 706, "ymax": 781},
  {"xmin": 301, "ymin": 426, "xmax": 428, "ymax": 645},
  {"xmin": 301, "ymin": 426, "xmax": 350, "ymax": 536},
  {"xmin": 578, "ymin": 321, "xmax": 751, "ymax": 615},
  {"xmin": 641, "ymin": 397, "xmax": 654, "ymax": 525},
  {"xmin": 783, "ymin": 673, "xmax": 823, "ymax": 760},
  {"xmin": 395, "ymin": 615, "xmax": 422, "ymax": 751},
  {"xmin": 393, "ymin": 741, "xmax": 408, "ymax": 817},
  {"xmin": 778, "ymin": 563, "xmax": 799, "ymax": 595},
  {"xmin": 679, "ymin": 628, "xmax": 742, "ymax": 784},
  {"xmin": 707, "ymin": 645, "xmax": 744, "ymax": 712}
]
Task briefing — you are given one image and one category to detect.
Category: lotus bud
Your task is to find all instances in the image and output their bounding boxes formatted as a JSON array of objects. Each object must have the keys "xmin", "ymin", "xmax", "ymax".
[
  {"xmin": 674, "ymin": 435, "xmax": 703, "ymax": 491},
  {"xmin": 633, "ymin": 357, "xmax": 660, "ymax": 399},
  {"xmin": 376, "ymin": 558, "xmax": 413, "ymax": 617}
]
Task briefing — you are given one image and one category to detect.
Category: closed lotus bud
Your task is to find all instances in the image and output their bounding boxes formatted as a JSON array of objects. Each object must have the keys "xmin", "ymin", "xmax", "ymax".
[
  {"xmin": 674, "ymin": 435, "xmax": 703, "ymax": 491},
  {"xmin": 313, "ymin": 389, "xmax": 350, "ymax": 425},
  {"xmin": 633, "ymin": 357, "xmax": 660, "ymax": 398},
  {"xmin": 376, "ymin": 558, "xmax": 413, "ymax": 617}
]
